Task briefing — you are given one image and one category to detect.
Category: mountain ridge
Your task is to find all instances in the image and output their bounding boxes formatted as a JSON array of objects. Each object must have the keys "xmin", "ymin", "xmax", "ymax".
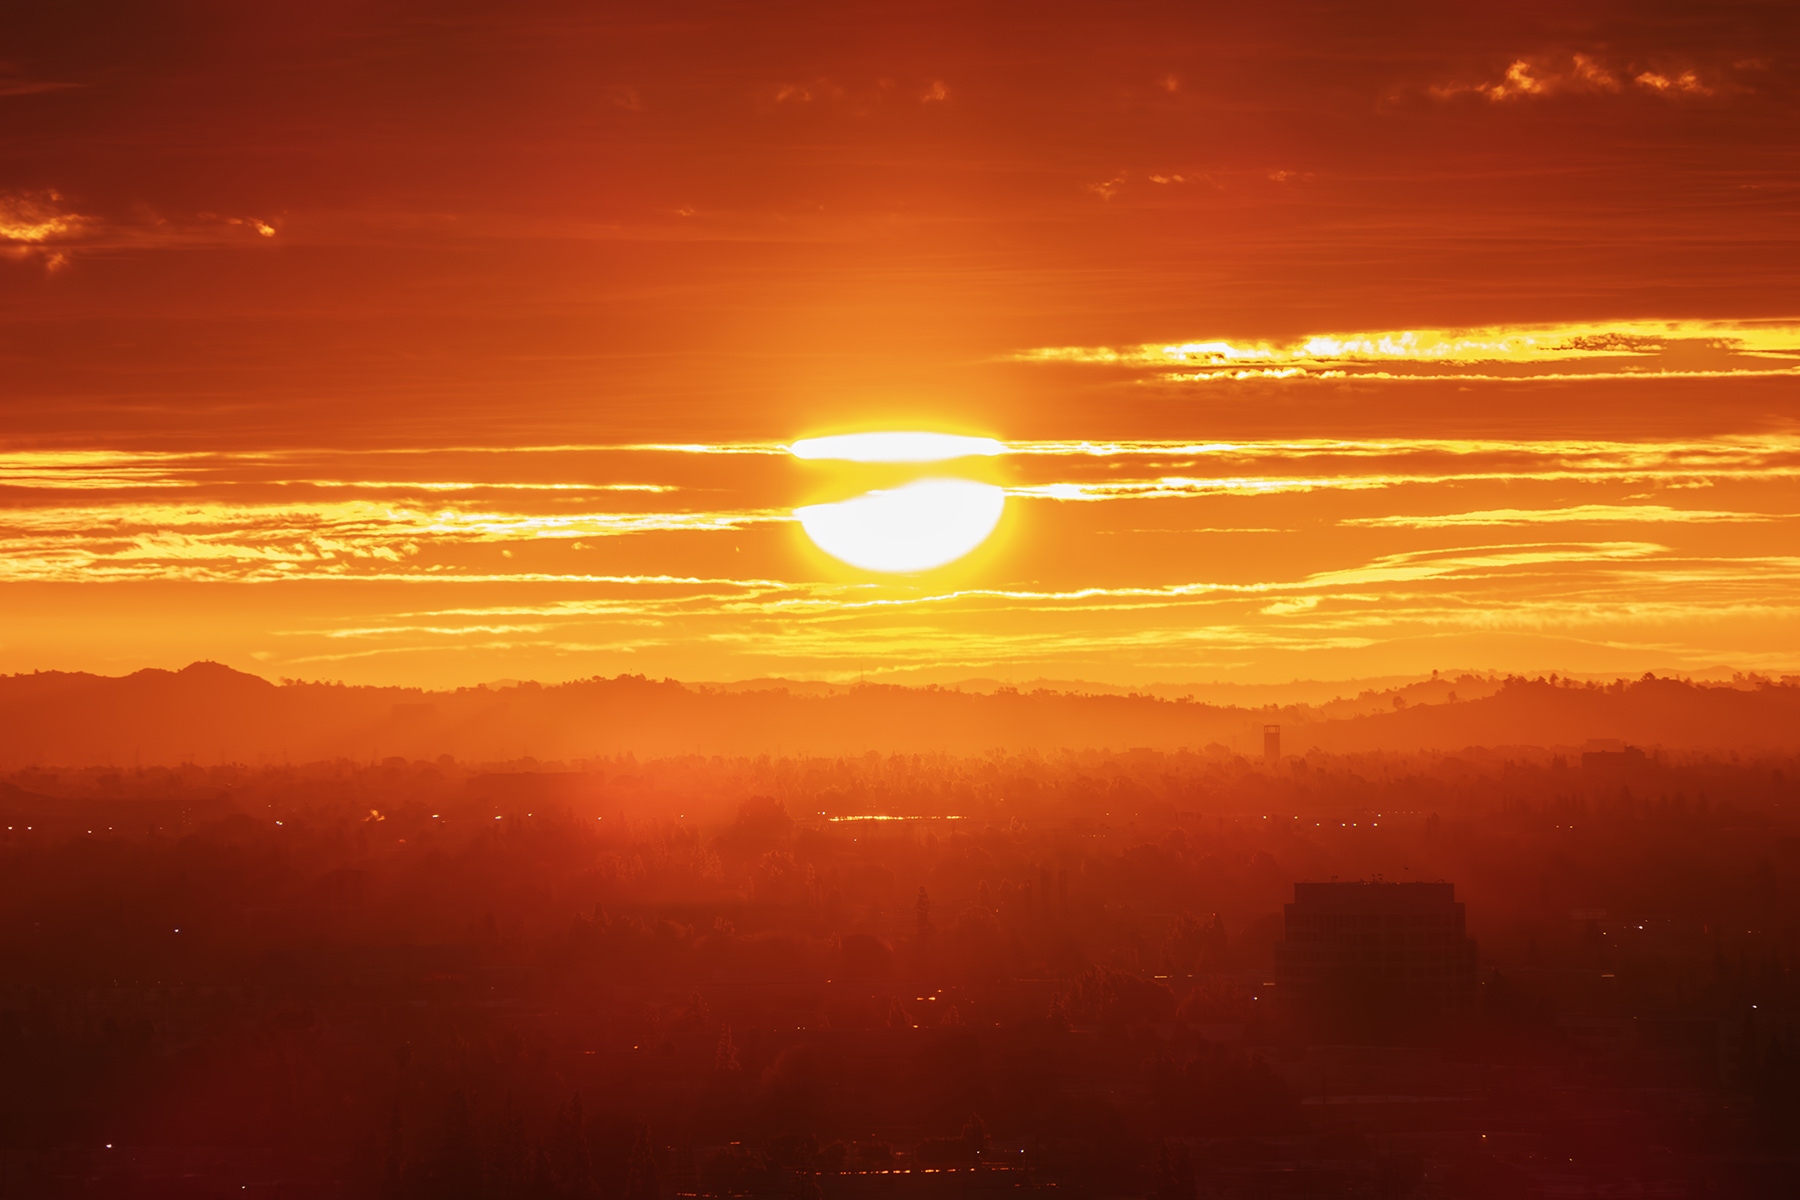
[{"xmin": 0, "ymin": 662, "xmax": 1795, "ymax": 767}]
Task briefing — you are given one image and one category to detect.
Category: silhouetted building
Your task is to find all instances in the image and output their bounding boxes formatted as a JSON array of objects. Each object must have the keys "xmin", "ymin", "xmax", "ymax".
[
  {"xmin": 1275, "ymin": 881, "xmax": 1477, "ymax": 1024},
  {"xmin": 1581, "ymin": 738, "xmax": 1647, "ymax": 771},
  {"xmin": 1263, "ymin": 724, "xmax": 1281, "ymax": 763}
]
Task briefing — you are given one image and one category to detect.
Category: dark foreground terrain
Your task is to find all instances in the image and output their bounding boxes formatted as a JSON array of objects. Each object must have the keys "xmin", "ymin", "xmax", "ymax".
[{"xmin": 0, "ymin": 730, "xmax": 1796, "ymax": 1197}]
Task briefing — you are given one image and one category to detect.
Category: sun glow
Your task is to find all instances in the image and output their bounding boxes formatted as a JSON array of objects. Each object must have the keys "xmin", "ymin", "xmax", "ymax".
[
  {"xmin": 796, "ymin": 478, "xmax": 1005, "ymax": 573},
  {"xmin": 790, "ymin": 432, "xmax": 1006, "ymax": 462}
]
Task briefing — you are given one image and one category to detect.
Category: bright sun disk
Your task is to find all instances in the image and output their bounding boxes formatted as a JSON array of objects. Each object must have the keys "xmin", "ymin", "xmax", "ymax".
[{"xmin": 796, "ymin": 478, "xmax": 1005, "ymax": 573}]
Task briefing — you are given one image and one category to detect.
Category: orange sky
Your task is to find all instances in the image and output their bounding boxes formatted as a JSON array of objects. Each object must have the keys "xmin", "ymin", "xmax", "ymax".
[{"xmin": 2, "ymin": 1, "xmax": 1797, "ymax": 687}]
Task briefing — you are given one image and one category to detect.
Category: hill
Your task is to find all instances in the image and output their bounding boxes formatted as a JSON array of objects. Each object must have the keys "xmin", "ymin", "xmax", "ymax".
[{"xmin": 0, "ymin": 664, "xmax": 1794, "ymax": 767}]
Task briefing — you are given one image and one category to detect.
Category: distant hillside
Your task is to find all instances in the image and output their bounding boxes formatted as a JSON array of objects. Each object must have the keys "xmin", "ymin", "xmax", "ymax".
[
  {"xmin": 0, "ymin": 663, "xmax": 1271, "ymax": 765},
  {"xmin": 0, "ymin": 663, "xmax": 1794, "ymax": 767},
  {"xmin": 1294, "ymin": 674, "xmax": 1800, "ymax": 755}
]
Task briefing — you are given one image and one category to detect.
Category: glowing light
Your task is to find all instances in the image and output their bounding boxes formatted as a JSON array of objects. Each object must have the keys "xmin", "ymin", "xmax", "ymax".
[
  {"xmin": 790, "ymin": 432, "xmax": 1005, "ymax": 462},
  {"xmin": 798, "ymin": 479, "xmax": 1004, "ymax": 572},
  {"xmin": 0, "ymin": 190, "xmax": 82, "ymax": 242}
]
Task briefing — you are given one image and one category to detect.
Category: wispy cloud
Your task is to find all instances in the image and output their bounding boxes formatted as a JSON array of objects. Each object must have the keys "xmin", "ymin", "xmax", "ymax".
[
  {"xmin": 1011, "ymin": 320, "xmax": 1800, "ymax": 383},
  {"xmin": 1427, "ymin": 54, "xmax": 1725, "ymax": 102},
  {"xmin": 0, "ymin": 499, "xmax": 789, "ymax": 583},
  {"xmin": 1004, "ymin": 435, "xmax": 1800, "ymax": 463},
  {"xmin": 1010, "ymin": 477, "xmax": 1395, "ymax": 501},
  {"xmin": 0, "ymin": 189, "xmax": 87, "ymax": 269},
  {"xmin": 0, "ymin": 77, "xmax": 81, "ymax": 98},
  {"xmin": 0, "ymin": 190, "xmax": 85, "ymax": 242},
  {"xmin": 1008, "ymin": 437, "xmax": 1800, "ymax": 502},
  {"xmin": 764, "ymin": 76, "xmax": 955, "ymax": 113},
  {"xmin": 279, "ymin": 480, "xmax": 675, "ymax": 493},
  {"xmin": 1344, "ymin": 505, "xmax": 1787, "ymax": 529},
  {"xmin": 223, "ymin": 532, "xmax": 1800, "ymax": 675},
  {"xmin": 5, "ymin": 436, "xmax": 1797, "ymax": 588},
  {"xmin": 0, "ymin": 192, "xmax": 299, "ymax": 267},
  {"xmin": 1301, "ymin": 541, "xmax": 1669, "ymax": 589},
  {"xmin": 0, "ymin": 445, "xmax": 786, "ymax": 494}
]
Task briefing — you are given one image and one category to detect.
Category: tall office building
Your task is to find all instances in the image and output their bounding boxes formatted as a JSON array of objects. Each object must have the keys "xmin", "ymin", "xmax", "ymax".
[
  {"xmin": 1263, "ymin": 724, "xmax": 1281, "ymax": 764},
  {"xmin": 1275, "ymin": 881, "xmax": 1477, "ymax": 1020}
]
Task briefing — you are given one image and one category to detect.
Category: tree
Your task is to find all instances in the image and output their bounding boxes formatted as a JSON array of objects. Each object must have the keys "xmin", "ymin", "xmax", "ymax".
[
  {"xmin": 489, "ymin": 1093, "xmax": 528, "ymax": 1199},
  {"xmin": 624, "ymin": 1126, "xmax": 659, "ymax": 1200},
  {"xmin": 1153, "ymin": 1140, "xmax": 1196, "ymax": 1200},
  {"xmin": 715, "ymin": 1025, "xmax": 741, "ymax": 1074},
  {"xmin": 551, "ymin": 1094, "xmax": 594, "ymax": 1197},
  {"xmin": 381, "ymin": 1101, "xmax": 404, "ymax": 1200}
]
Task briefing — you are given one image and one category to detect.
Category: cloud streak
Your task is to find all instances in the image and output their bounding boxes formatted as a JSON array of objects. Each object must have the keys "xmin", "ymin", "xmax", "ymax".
[
  {"xmin": 4, "ymin": 435, "xmax": 1797, "ymax": 586},
  {"xmin": 1344, "ymin": 505, "xmax": 1786, "ymax": 529},
  {"xmin": 1011, "ymin": 320, "xmax": 1800, "ymax": 383},
  {"xmin": 1426, "ymin": 54, "xmax": 1725, "ymax": 103},
  {"xmin": 0, "ymin": 499, "xmax": 790, "ymax": 584},
  {"xmin": 263, "ymin": 544, "xmax": 1798, "ymax": 676}
]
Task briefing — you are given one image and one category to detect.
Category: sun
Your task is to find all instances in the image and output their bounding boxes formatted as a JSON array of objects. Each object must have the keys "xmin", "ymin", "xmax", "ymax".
[
  {"xmin": 797, "ymin": 478, "xmax": 1006, "ymax": 573},
  {"xmin": 790, "ymin": 432, "xmax": 1007, "ymax": 573}
]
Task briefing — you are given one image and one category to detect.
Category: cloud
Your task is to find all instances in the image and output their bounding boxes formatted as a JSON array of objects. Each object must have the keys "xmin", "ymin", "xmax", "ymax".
[
  {"xmin": 1011, "ymin": 320, "xmax": 1800, "ymax": 383},
  {"xmin": 280, "ymin": 480, "xmax": 674, "ymax": 493},
  {"xmin": 1634, "ymin": 70, "xmax": 1712, "ymax": 96},
  {"xmin": 1429, "ymin": 54, "xmax": 1723, "ymax": 103},
  {"xmin": 222, "ymin": 216, "xmax": 277, "ymax": 238},
  {"xmin": 0, "ymin": 192, "xmax": 290, "ymax": 268},
  {"xmin": 139, "ymin": 515, "xmax": 1793, "ymax": 679},
  {"xmin": 11, "ymin": 437, "xmax": 1799, "ymax": 526},
  {"xmin": 0, "ymin": 445, "xmax": 785, "ymax": 491},
  {"xmin": 1343, "ymin": 505, "xmax": 1786, "ymax": 529},
  {"xmin": 1085, "ymin": 174, "xmax": 1128, "ymax": 201},
  {"xmin": 1002, "ymin": 435, "xmax": 1800, "ymax": 499},
  {"xmin": 773, "ymin": 80, "xmax": 834, "ymax": 104},
  {"xmin": 1300, "ymin": 542, "xmax": 1669, "ymax": 589},
  {"xmin": 0, "ymin": 450, "xmax": 205, "ymax": 490},
  {"xmin": 0, "ymin": 78, "xmax": 81, "ymax": 98},
  {"xmin": 0, "ymin": 497, "xmax": 790, "ymax": 584},
  {"xmin": 766, "ymin": 76, "xmax": 953, "ymax": 113},
  {"xmin": 1010, "ymin": 477, "xmax": 1395, "ymax": 502},
  {"xmin": 289, "ymin": 537, "xmax": 1783, "ymax": 674},
  {"xmin": 0, "ymin": 190, "xmax": 86, "ymax": 268}
]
